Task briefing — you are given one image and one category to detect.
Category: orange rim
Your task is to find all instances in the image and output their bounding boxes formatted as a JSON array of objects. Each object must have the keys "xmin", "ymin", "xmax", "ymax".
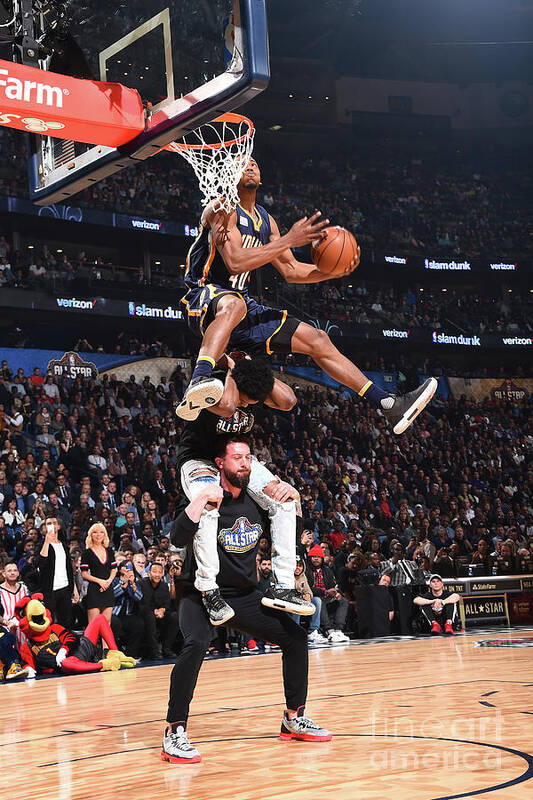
[{"xmin": 169, "ymin": 112, "xmax": 254, "ymax": 152}]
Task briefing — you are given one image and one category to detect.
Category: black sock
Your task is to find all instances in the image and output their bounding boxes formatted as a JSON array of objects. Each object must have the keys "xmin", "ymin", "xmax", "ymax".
[{"xmin": 191, "ymin": 355, "xmax": 215, "ymax": 381}]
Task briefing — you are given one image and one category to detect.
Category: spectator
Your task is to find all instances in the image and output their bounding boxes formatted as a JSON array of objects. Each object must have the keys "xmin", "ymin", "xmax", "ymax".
[
  {"xmin": 111, "ymin": 561, "xmax": 145, "ymax": 658},
  {"xmin": 413, "ymin": 574, "xmax": 460, "ymax": 635},
  {"xmin": 257, "ymin": 557, "xmax": 273, "ymax": 594},
  {"xmin": 80, "ymin": 522, "xmax": 117, "ymax": 624},
  {"xmin": 36, "ymin": 517, "xmax": 75, "ymax": 628},
  {"xmin": 306, "ymin": 545, "xmax": 350, "ymax": 643},
  {"xmin": 381, "ymin": 543, "xmax": 421, "ymax": 586},
  {"xmin": 0, "ymin": 561, "xmax": 28, "ymax": 634},
  {"xmin": 293, "ymin": 556, "xmax": 325, "ymax": 644},
  {"xmin": 140, "ymin": 562, "xmax": 180, "ymax": 659}
]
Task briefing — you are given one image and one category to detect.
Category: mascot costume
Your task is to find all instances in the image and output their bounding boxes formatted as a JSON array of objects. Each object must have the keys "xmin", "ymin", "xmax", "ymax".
[{"xmin": 15, "ymin": 594, "xmax": 136, "ymax": 675}]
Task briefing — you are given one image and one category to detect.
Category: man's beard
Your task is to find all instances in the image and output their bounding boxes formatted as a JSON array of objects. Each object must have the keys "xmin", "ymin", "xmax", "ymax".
[{"xmin": 225, "ymin": 467, "xmax": 251, "ymax": 489}]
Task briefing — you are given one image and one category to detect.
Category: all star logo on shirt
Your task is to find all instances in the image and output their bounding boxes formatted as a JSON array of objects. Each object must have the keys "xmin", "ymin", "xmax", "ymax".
[
  {"xmin": 216, "ymin": 408, "xmax": 254, "ymax": 435},
  {"xmin": 218, "ymin": 516, "xmax": 263, "ymax": 553}
]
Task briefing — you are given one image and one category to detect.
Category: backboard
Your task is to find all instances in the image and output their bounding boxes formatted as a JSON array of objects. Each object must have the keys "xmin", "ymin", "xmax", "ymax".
[{"xmin": 22, "ymin": 0, "xmax": 269, "ymax": 204}]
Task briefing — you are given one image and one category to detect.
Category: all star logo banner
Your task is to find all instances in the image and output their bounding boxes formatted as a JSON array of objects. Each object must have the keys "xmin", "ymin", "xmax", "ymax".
[
  {"xmin": 0, "ymin": 59, "xmax": 144, "ymax": 146},
  {"xmin": 47, "ymin": 351, "xmax": 98, "ymax": 379},
  {"xmin": 218, "ymin": 516, "xmax": 263, "ymax": 553}
]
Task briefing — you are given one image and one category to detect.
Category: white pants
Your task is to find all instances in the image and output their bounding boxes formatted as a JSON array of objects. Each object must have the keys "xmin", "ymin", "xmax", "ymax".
[{"xmin": 180, "ymin": 457, "xmax": 296, "ymax": 592}]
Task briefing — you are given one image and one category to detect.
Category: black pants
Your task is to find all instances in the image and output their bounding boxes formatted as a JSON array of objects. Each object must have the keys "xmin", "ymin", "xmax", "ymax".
[
  {"xmin": 421, "ymin": 603, "xmax": 456, "ymax": 626},
  {"xmin": 141, "ymin": 607, "xmax": 180, "ymax": 653},
  {"xmin": 44, "ymin": 586, "xmax": 73, "ymax": 629},
  {"xmin": 166, "ymin": 589, "xmax": 308, "ymax": 725},
  {"xmin": 110, "ymin": 613, "xmax": 145, "ymax": 658},
  {"xmin": 391, "ymin": 586, "xmax": 414, "ymax": 634}
]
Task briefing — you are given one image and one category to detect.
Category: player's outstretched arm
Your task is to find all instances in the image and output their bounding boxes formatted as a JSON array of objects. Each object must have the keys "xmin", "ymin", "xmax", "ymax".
[
  {"xmin": 207, "ymin": 207, "xmax": 329, "ymax": 275},
  {"xmin": 268, "ymin": 215, "xmax": 360, "ymax": 283}
]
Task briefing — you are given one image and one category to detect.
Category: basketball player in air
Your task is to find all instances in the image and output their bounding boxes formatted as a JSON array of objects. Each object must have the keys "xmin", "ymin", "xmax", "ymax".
[
  {"xmin": 176, "ymin": 157, "xmax": 437, "ymax": 430},
  {"xmin": 177, "ymin": 353, "xmax": 314, "ymax": 624}
]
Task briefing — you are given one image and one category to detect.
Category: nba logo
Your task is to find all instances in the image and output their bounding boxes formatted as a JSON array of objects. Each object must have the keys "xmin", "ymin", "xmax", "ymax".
[
  {"xmin": 432, "ymin": 331, "xmax": 437, "ymax": 342},
  {"xmin": 128, "ymin": 302, "xmax": 135, "ymax": 316}
]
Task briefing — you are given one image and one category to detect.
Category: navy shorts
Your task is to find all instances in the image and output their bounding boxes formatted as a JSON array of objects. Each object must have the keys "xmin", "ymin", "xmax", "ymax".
[{"xmin": 182, "ymin": 284, "xmax": 301, "ymax": 355}]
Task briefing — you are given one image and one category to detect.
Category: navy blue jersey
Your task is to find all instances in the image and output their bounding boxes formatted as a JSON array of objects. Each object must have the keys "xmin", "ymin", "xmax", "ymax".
[{"xmin": 184, "ymin": 203, "xmax": 272, "ymax": 297}]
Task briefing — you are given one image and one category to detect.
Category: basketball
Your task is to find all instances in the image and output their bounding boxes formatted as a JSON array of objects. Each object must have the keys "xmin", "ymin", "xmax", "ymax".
[{"xmin": 311, "ymin": 226, "xmax": 359, "ymax": 278}]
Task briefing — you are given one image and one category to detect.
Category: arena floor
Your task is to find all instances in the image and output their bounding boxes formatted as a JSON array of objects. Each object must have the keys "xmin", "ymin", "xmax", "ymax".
[{"xmin": 2, "ymin": 627, "xmax": 533, "ymax": 800}]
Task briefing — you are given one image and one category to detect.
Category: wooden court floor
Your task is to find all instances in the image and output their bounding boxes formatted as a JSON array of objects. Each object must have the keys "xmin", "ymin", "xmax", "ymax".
[{"xmin": 2, "ymin": 628, "xmax": 532, "ymax": 800}]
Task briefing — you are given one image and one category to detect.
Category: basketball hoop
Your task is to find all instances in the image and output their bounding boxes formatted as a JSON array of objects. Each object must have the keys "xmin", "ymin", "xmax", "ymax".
[{"xmin": 164, "ymin": 112, "xmax": 255, "ymax": 214}]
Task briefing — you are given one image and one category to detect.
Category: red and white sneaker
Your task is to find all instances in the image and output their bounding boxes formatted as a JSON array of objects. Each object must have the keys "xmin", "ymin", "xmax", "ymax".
[
  {"xmin": 160, "ymin": 725, "xmax": 201, "ymax": 764},
  {"xmin": 444, "ymin": 621, "xmax": 454, "ymax": 635},
  {"xmin": 280, "ymin": 707, "xmax": 332, "ymax": 742},
  {"xmin": 430, "ymin": 621, "xmax": 443, "ymax": 635}
]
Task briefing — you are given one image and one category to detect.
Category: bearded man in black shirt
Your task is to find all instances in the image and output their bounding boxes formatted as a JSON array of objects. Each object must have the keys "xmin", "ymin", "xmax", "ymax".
[
  {"xmin": 177, "ymin": 356, "xmax": 313, "ymax": 625},
  {"xmin": 161, "ymin": 436, "xmax": 331, "ymax": 764}
]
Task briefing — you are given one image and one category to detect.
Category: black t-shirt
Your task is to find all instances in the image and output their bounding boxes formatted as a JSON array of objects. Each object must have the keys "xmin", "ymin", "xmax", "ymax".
[
  {"xmin": 176, "ymin": 370, "xmax": 255, "ymax": 472},
  {"xmin": 170, "ymin": 489, "xmax": 269, "ymax": 597},
  {"xmin": 422, "ymin": 589, "xmax": 452, "ymax": 603}
]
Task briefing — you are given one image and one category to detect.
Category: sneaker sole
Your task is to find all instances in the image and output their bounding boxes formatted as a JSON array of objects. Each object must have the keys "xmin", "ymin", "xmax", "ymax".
[
  {"xmin": 160, "ymin": 750, "xmax": 202, "ymax": 764},
  {"xmin": 175, "ymin": 379, "xmax": 224, "ymax": 421},
  {"xmin": 392, "ymin": 377, "xmax": 438, "ymax": 434},
  {"xmin": 261, "ymin": 596, "xmax": 315, "ymax": 616},
  {"xmin": 280, "ymin": 731, "xmax": 333, "ymax": 742},
  {"xmin": 210, "ymin": 607, "xmax": 235, "ymax": 627},
  {"xmin": 5, "ymin": 668, "xmax": 29, "ymax": 680}
]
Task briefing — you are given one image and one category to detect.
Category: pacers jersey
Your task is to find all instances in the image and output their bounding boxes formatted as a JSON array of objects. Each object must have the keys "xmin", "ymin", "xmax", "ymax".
[{"xmin": 184, "ymin": 203, "xmax": 272, "ymax": 297}]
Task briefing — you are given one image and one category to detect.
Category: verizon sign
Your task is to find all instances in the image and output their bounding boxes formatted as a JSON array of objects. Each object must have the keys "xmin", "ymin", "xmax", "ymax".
[{"xmin": 0, "ymin": 57, "xmax": 144, "ymax": 147}]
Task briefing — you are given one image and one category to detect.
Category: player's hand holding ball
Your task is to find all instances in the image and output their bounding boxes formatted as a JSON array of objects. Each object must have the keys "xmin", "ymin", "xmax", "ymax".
[
  {"xmin": 287, "ymin": 211, "xmax": 330, "ymax": 248},
  {"xmin": 311, "ymin": 226, "xmax": 360, "ymax": 278}
]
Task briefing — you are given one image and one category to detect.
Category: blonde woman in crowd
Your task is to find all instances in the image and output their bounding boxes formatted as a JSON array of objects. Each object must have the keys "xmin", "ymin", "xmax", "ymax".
[{"xmin": 81, "ymin": 522, "xmax": 117, "ymax": 622}]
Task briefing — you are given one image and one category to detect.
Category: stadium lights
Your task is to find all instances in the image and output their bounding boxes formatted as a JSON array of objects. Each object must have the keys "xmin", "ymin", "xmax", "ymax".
[
  {"xmin": 57, "ymin": 249, "xmax": 63, "ymax": 253},
  {"xmin": 155, "ymin": 261, "xmax": 161, "ymax": 265},
  {"xmin": 28, "ymin": 245, "xmax": 34, "ymax": 249}
]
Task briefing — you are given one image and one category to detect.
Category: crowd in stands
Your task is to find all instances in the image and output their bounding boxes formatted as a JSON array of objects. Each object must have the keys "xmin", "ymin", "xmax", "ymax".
[
  {"xmin": 1, "ymin": 229, "xmax": 532, "ymax": 347},
  {"xmin": 267, "ymin": 280, "xmax": 533, "ymax": 339},
  {"xmin": 1, "ymin": 126, "xmax": 531, "ymax": 259},
  {"xmin": 0, "ymin": 355, "xmax": 531, "ymax": 672}
]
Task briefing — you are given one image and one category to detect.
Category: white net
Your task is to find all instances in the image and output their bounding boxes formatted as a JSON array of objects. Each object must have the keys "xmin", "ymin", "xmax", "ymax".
[{"xmin": 166, "ymin": 114, "xmax": 255, "ymax": 214}]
